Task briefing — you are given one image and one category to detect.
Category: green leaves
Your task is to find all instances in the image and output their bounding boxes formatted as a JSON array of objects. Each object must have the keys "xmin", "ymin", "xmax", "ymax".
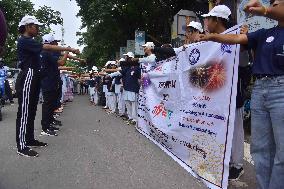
[
  {"xmin": 76, "ymin": 0, "xmax": 209, "ymax": 68},
  {"xmin": 0, "ymin": 0, "xmax": 63, "ymax": 67}
]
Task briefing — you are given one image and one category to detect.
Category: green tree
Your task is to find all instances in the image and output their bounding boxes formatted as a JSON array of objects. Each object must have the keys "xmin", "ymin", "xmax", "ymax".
[
  {"xmin": 75, "ymin": 0, "xmax": 209, "ymax": 68},
  {"xmin": 0, "ymin": 0, "xmax": 63, "ymax": 67}
]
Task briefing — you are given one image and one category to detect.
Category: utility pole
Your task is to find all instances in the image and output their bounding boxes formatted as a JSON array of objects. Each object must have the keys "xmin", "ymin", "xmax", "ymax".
[{"xmin": 61, "ymin": 22, "xmax": 66, "ymax": 46}]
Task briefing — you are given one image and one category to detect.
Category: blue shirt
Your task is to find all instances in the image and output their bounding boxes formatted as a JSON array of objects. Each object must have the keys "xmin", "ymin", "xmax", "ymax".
[
  {"xmin": 114, "ymin": 75, "xmax": 122, "ymax": 85},
  {"xmin": 88, "ymin": 79, "xmax": 96, "ymax": 88},
  {"xmin": 121, "ymin": 66, "xmax": 141, "ymax": 93},
  {"xmin": 52, "ymin": 52, "xmax": 61, "ymax": 81},
  {"xmin": 17, "ymin": 36, "xmax": 43, "ymax": 70},
  {"xmin": 247, "ymin": 26, "xmax": 284, "ymax": 75},
  {"xmin": 40, "ymin": 50, "xmax": 60, "ymax": 92}
]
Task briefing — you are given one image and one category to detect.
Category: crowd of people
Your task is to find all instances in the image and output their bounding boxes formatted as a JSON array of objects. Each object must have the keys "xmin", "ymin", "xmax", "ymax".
[
  {"xmin": 0, "ymin": 0, "xmax": 283, "ymax": 188},
  {"xmin": 15, "ymin": 15, "xmax": 83, "ymax": 157},
  {"xmin": 83, "ymin": 1, "xmax": 284, "ymax": 189}
]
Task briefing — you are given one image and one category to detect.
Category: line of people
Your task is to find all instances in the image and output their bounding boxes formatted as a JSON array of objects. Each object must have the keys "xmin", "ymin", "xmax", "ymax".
[
  {"xmin": 15, "ymin": 15, "xmax": 83, "ymax": 158},
  {"xmin": 87, "ymin": 1, "xmax": 284, "ymax": 188}
]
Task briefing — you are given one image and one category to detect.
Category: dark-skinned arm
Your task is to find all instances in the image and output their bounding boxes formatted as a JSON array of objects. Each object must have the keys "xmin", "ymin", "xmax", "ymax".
[
  {"xmin": 58, "ymin": 52, "xmax": 68, "ymax": 66},
  {"xmin": 43, "ymin": 45, "xmax": 80, "ymax": 54},
  {"xmin": 244, "ymin": 0, "xmax": 284, "ymax": 22},
  {"xmin": 198, "ymin": 33, "xmax": 249, "ymax": 45},
  {"xmin": 153, "ymin": 47, "xmax": 176, "ymax": 57}
]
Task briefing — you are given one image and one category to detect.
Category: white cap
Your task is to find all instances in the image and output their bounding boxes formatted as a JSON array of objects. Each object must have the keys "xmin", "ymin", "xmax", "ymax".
[
  {"xmin": 202, "ymin": 5, "xmax": 231, "ymax": 20},
  {"xmin": 142, "ymin": 42, "xmax": 155, "ymax": 49},
  {"xmin": 92, "ymin": 66, "xmax": 98, "ymax": 71},
  {"xmin": 119, "ymin": 58, "xmax": 125, "ymax": 62},
  {"xmin": 18, "ymin": 15, "xmax": 44, "ymax": 27},
  {"xmin": 105, "ymin": 61, "xmax": 116, "ymax": 67},
  {"xmin": 123, "ymin": 52, "xmax": 135, "ymax": 58},
  {"xmin": 42, "ymin": 33, "xmax": 61, "ymax": 44},
  {"xmin": 187, "ymin": 21, "xmax": 204, "ymax": 33}
]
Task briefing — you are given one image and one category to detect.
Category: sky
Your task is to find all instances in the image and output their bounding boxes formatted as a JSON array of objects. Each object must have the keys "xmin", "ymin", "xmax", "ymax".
[{"xmin": 31, "ymin": 0, "xmax": 85, "ymax": 50}]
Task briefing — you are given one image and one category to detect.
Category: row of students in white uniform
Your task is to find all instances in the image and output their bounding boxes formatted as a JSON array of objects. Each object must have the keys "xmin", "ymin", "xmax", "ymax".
[{"xmin": 92, "ymin": 1, "xmax": 284, "ymax": 188}]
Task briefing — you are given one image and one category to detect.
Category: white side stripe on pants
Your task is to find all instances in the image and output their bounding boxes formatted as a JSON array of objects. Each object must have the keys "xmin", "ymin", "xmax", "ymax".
[
  {"xmin": 19, "ymin": 69, "xmax": 31, "ymax": 150},
  {"xmin": 19, "ymin": 69, "xmax": 33, "ymax": 150}
]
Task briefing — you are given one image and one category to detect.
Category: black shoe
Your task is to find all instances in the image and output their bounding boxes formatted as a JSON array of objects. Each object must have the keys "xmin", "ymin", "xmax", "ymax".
[
  {"xmin": 49, "ymin": 125, "xmax": 60, "ymax": 131},
  {"xmin": 53, "ymin": 113, "xmax": 60, "ymax": 117},
  {"xmin": 229, "ymin": 167, "xmax": 244, "ymax": 181},
  {"xmin": 53, "ymin": 120, "xmax": 62, "ymax": 126},
  {"xmin": 41, "ymin": 129, "xmax": 58, "ymax": 136},
  {"xmin": 130, "ymin": 120, "xmax": 137, "ymax": 125},
  {"xmin": 17, "ymin": 147, "xmax": 39, "ymax": 157},
  {"xmin": 26, "ymin": 140, "xmax": 48, "ymax": 148}
]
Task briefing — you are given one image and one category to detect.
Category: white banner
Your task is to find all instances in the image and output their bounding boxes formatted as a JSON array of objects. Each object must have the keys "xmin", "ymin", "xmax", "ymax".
[{"xmin": 137, "ymin": 26, "xmax": 240, "ymax": 189}]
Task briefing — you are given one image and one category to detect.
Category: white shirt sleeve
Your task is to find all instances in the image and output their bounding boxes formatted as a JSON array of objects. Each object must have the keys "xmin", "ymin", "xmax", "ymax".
[
  {"xmin": 138, "ymin": 54, "xmax": 156, "ymax": 64},
  {"xmin": 174, "ymin": 45, "xmax": 187, "ymax": 55},
  {"xmin": 109, "ymin": 71, "xmax": 122, "ymax": 78}
]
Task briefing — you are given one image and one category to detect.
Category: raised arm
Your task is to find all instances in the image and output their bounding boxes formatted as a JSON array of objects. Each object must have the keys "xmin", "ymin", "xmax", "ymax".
[
  {"xmin": 58, "ymin": 52, "xmax": 68, "ymax": 66},
  {"xmin": 43, "ymin": 44, "xmax": 80, "ymax": 54},
  {"xmin": 104, "ymin": 68, "xmax": 120, "ymax": 73},
  {"xmin": 66, "ymin": 54, "xmax": 86, "ymax": 63},
  {"xmin": 198, "ymin": 33, "xmax": 249, "ymax": 45},
  {"xmin": 244, "ymin": 0, "xmax": 284, "ymax": 22},
  {"xmin": 108, "ymin": 71, "xmax": 122, "ymax": 78}
]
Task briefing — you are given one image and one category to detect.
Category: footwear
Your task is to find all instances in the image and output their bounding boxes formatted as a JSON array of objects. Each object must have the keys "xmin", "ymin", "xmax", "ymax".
[
  {"xmin": 49, "ymin": 126, "xmax": 60, "ymax": 131},
  {"xmin": 26, "ymin": 140, "xmax": 48, "ymax": 148},
  {"xmin": 229, "ymin": 167, "xmax": 244, "ymax": 181},
  {"xmin": 130, "ymin": 120, "xmax": 137, "ymax": 125},
  {"xmin": 52, "ymin": 120, "xmax": 62, "ymax": 126},
  {"xmin": 17, "ymin": 147, "xmax": 39, "ymax": 157},
  {"xmin": 119, "ymin": 115, "xmax": 128, "ymax": 120},
  {"xmin": 53, "ymin": 114, "xmax": 60, "ymax": 118},
  {"xmin": 126, "ymin": 119, "xmax": 132, "ymax": 125},
  {"xmin": 103, "ymin": 106, "xmax": 108, "ymax": 109},
  {"xmin": 41, "ymin": 129, "xmax": 58, "ymax": 136}
]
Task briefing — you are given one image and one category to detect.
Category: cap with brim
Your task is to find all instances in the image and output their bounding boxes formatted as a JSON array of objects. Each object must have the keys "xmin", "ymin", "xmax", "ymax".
[
  {"xmin": 42, "ymin": 33, "xmax": 61, "ymax": 44},
  {"xmin": 187, "ymin": 21, "xmax": 204, "ymax": 33},
  {"xmin": 18, "ymin": 15, "xmax": 44, "ymax": 27},
  {"xmin": 142, "ymin": 42, "xmax": 155, "ymax": 48},
  {"xmin": 123, "ymin": 52, "xmax": 135, "ymax": 58},
  {"xmin": 119, "ymin": 58, "xmax": 125, "ymax": 62},
  {"xmin": 201, "ymin": 5, "xmax": 231, "ymax": 20},
  {"xmin": 105, "ymin": 61, "xmax": 116, "ymax": 67}
]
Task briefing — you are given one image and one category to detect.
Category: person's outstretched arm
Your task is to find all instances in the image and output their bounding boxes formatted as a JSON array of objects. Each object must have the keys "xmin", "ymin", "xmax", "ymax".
[
  {"xmin": 153, "ymin": 47, "xmax": 176, "ymax": 57},
  {"xmin": 43, "ymin": 45, "xmax": 80, "ymax": 54},
  {"xmin": 198, "ymin": 33, "xmax": 249, "ymax": 45},
  {"xmin": 245, "ymin": 0, "xmax": 284, "ymax": 22},
  {"xmin": 58, "ymin": 52, "xmax": 69, "ymax": 66},
  {"xmin": 244, "ymin": 0, "xmax": 284, "ymax": 22}
]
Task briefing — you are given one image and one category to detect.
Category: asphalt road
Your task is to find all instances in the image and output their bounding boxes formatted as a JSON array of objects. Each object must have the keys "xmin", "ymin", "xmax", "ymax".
[{"xmin": 0, "ymin": 95, "xmax": 256, "ymax": 189}]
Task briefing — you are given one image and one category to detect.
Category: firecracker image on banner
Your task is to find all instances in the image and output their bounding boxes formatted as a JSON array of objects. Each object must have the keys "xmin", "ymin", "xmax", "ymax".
[
  {"xmin": 137, "ymin": 25, "xmax": 241, "ymax": 189},
  {"xmin": 189, "ymin": 62, "xmax": 226, "ymax": 92}
]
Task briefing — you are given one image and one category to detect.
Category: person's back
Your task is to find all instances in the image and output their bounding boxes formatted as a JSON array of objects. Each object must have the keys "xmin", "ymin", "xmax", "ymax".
[{"xmin": 0, "ymin": 9, "xmax": 7, "ymax": 55}]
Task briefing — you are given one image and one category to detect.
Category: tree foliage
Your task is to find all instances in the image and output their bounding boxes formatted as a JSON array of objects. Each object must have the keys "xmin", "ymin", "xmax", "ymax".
[
  {"xmin": 75, "ymin": 0, "xmax": 209, "ymax": 68},
  {"xmin": 0, "ymin": 0, "xmax": 63, "ymax": 67}
]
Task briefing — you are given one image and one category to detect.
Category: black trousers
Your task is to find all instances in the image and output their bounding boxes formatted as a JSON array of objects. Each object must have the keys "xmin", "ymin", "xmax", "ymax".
[
  {"xmin": 41, "ymin": 90, "xmax": 57, "ymax": 131},
  {"xmin": 80, "ymin": 85, "xmax": 84, "ymax": 94},
  {"xmin": 4, "ymin": 80, "xmax": 13, "ymax": 102},
  {"xmin": 55, "ymin": 80, "xmax": 62, "ymax": 109},
  {"xmin": 16, "ymin": 68, "xmax": 40, "ymax": 150}
]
